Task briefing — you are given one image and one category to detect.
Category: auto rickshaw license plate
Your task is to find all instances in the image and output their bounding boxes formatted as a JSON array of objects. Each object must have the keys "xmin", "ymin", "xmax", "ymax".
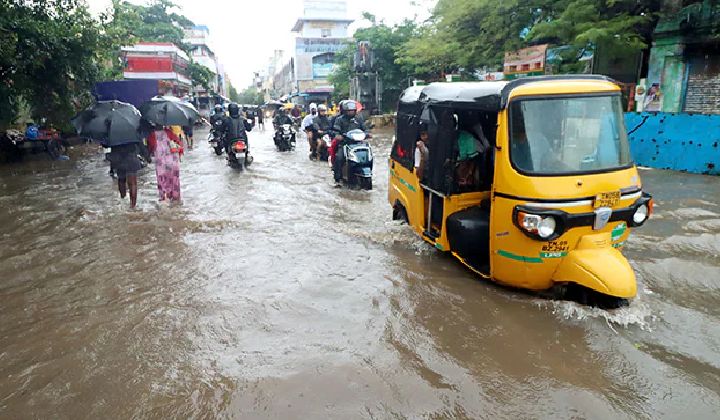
[{"xmin": 594, "ymin": 191, "xmax": 621, "ymax": 208}]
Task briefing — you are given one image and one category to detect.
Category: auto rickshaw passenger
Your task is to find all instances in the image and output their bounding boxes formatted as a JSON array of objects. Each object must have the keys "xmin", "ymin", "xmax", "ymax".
[{"xmin": 415, "ymin": 123, "xmax": 430, "ymax": 181}]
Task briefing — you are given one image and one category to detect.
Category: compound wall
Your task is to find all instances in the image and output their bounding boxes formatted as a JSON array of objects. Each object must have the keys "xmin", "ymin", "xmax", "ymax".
[{"xmin": 625, "ymin": 112, "xmax": 720, "ymax": 175}]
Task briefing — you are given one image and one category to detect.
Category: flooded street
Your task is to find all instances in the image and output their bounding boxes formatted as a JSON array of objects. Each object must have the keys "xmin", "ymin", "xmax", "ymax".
[{"xmin": 1, "ymin": 126, "xmax": 719, "ymax": 419}]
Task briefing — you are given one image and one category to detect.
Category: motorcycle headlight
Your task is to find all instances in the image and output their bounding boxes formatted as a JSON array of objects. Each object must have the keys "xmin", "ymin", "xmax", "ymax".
[{"xmin": 351, "ymin": 132, "xmax": 366, "ymax": 141}]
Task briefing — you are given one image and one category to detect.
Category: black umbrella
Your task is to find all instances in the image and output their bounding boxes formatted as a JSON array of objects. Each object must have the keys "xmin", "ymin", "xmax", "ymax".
[
  {"xmin": 139, "ymin": 96, "xmax": 200, "ymax": 127},
  {"xmin": 71, "ymin": 100, "xmax": 142, "ymax": 146}
]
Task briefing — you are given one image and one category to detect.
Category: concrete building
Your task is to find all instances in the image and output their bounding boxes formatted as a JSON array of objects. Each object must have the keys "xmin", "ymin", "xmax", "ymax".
[
  {"xmin": 290, "ymin": 0, "xmax": 354, "ymax": 104},
  {"xmin": 645, "ymin": 0, "xmax": 720, "ymax": 114},
  {"xmin": 184, "ymin": 25, "xmax": 228, "ymax": 96},
  {"xmin": 183, "ymin": 25, "xmax": 227, "ymax": 116},
  {"xmin": 120, "ymin": 42, "xmax": 191, "ymax": 96}
]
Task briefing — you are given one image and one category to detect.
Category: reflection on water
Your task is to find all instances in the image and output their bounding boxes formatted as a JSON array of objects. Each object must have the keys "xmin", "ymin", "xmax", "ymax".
[{"xmin": 0, "ymin": 128, "xmax": 718, "ymax": 418}]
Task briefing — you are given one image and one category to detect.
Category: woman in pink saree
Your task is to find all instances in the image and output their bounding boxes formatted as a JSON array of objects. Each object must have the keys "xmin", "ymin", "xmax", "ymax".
[{"xmin": 147, "ymin": 127, "xmax": 183, "ymax": 202}]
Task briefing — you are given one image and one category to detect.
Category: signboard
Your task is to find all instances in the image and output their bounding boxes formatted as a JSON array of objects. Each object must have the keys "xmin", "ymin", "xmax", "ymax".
[
  {"xmin": 504, "ymin": 44, "xmax": 548, "ymax": 80},
  {"xmin": 313, "ymin": 63, "xmax": 335, "ymax": 78},
  {"xmin": 296, "ymin": 37, "xmax": 347, "ymax": 54}
]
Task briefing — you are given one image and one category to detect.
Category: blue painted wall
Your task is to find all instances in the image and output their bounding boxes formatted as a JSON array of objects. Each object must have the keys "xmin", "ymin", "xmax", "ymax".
[{"xmin": 625, "ymin": 112, "xmax": 720, "ymax": 175}]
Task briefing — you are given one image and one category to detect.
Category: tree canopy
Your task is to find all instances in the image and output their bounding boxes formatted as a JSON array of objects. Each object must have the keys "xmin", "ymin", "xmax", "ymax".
[
  {"xmin": 329, "ymin": 15, "xmax": 419, "ymax": 110},
  {"xmin": 0, "ymin": 0, "xmax": 213, "ymax": 129},
  {"xmin": 0, "ymin": 0, "xmax": 104, "ymax": 128}
]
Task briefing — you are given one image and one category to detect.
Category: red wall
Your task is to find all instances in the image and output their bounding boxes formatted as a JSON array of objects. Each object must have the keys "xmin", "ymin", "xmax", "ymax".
[{"xmin": 125, "ymin": 56, "xmax": 173, "ymax": 73}]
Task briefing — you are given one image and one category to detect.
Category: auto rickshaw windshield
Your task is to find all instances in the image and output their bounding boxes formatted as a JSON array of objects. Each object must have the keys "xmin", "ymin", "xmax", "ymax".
[{"xmin": 509, "ymin": 94, "xmax": 632, "ymax": 175}]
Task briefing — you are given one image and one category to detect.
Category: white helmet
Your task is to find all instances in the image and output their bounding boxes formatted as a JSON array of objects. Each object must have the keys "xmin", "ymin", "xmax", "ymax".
[
  {"xmin": 318, "ymin": 104, "xmax": 327, "ymax": 111},
  {"xmin": 309, "ymin": 102, "xmax": 318, "ymax": 110}
]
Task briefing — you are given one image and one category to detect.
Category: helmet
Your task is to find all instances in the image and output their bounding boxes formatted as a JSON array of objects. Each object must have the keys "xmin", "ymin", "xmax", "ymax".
[
  {"xmin": 318, "ymin": 104, "xmax": 327, "ymax": 112},
  {"xmin": 341, "ymin": 100, "xmax": 357, "ymax": 113},
  {"xmin": 214, "ymin": 104, "xmax": 223, "ymax": 113},
  {"xmin": 309, "ymin": 102, "xmax": 318, "ymax": 110},
  {"xmin": 228, "ymin": 102, "xmax": 240, "ymax": 117}
]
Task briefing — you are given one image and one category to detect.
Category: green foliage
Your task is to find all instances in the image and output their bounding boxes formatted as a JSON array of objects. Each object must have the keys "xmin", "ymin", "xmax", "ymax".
[
  {"xmin": 187, "ymin": 61, "xmax": 214, "ymax": 91},
  {"xmin": 528, "ymin": 0, "xmax": 662, "ymax": 66},
  {"xmin": 236, "ymin": 87, "xmax": 264, "ymax": 105},
  {"xmin": 328, "ymin": 43, "xmax": 352, "ymax": 103},
  {"xmin": 329, "ymin": 19, "xmax": 419, "ymax": 110},
  {"xmin": 101, "ymin": 0, "xmax": 193, "ymax": 50},
  {"xmin": 398, "ymin": 0, "xmax": 555, "ymax": 76},
  {"xmin": 0, "ymin": 0, "xmax": 104, "ymax": 129},
  {"xmin": 228, "ymin": 84, "xmax": 240, "ymax": 102}
]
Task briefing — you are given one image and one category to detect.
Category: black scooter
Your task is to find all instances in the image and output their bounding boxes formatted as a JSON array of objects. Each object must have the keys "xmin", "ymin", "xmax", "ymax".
[{"xmin": 339, "ymin": 129, "xmax": 373, "ymax": 190}]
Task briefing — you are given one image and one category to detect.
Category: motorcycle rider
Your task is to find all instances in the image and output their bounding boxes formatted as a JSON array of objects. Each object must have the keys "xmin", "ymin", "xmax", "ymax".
[
  {"xmin": 273, "ymin": 108, "xmax": 294, "ymax": 148},
  {"xmin": 221, "ymin": 102, "xmax": 250, "ymax": 160},
  {"xmin": 311, "ymin": 104, "xmax": 332, "ymax": 160},
  {"xmin": 210, "ymin": 104, "xmax": 224, "ymax": 125},
  {"xmin": 331, "ymin": 100, "xmax": 366, "ymax": 186},
  {"xmin": 302, "ymin": 104, "xmax": 318, "ymax": 158}
]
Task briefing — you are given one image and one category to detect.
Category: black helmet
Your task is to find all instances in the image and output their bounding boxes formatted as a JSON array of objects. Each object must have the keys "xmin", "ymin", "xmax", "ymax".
[
  {"xmin": 214, "ymin": 104, "xmax": 222, "ymax": 113},
  {"xmin": 418, "ymin": 122, "xmax": 429, "ymax": 133},
  {"xmin": 228, "ymin": 102, "xmax": 240, "ymax": 117}
]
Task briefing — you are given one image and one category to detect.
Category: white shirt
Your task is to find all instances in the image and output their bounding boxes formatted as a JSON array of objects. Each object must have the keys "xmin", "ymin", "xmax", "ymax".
[
  {"xmin": 415, "ymin": 147, "xmax": 422, "ymax": 168},
  {"xmin": 301, "ymin": 114, "xmax": 315, "ymax": 130}
]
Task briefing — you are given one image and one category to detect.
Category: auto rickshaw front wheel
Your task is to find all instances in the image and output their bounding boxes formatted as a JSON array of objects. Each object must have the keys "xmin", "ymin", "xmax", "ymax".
[{"xmin": 552, "ymin": 283, "xmax": 630, "ymax": 309}]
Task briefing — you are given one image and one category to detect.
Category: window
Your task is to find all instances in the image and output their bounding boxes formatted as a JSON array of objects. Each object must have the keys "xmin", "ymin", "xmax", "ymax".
[
  {"xmin": 509, "ymin": 95, "xmax": 632, "ymax": 174},
  {"xmin": 321, "ymin": 28, "xmax": 331, "ymax": 38}
]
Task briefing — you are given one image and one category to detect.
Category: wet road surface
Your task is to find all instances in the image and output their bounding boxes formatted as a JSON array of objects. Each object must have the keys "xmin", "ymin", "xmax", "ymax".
[{"xmin": 1, "ymin": 127, "xmax": 719, "ymax": 419}]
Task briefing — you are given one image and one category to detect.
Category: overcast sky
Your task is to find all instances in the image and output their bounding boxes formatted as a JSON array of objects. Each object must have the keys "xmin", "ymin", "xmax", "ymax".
[{"xmin": 86, "ymin": 0, "xmax": 436, "ymax": 88}]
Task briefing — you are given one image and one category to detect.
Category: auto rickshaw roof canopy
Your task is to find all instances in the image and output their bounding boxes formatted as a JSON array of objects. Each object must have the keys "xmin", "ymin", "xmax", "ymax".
[{"xmin": 399, "ymin": 75, "xmax": 618, "ymax": 111}]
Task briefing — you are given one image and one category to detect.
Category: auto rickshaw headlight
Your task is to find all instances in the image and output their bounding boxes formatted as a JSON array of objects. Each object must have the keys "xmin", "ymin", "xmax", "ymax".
[
  {"xmin": 538, "ymin": 217, "xmax": 557, "ymax": 239},
  {"xmin": 633, "ymin": 204, "xmax": 648, "ymax": 225},
  {"xmin": 517, "ymin": 212, "xmax": 557, "ymax": 239}
]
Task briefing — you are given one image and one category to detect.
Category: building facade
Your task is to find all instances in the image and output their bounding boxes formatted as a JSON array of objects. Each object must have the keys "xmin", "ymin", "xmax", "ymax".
[
  {"xmin": 183, "ymin": 25, "xmax": 226, "ymax": 97},
  {"xmin": 645, "ymin": 0, "xmax": 720, "ymax": 114},
  {"xmin": 120, "ymin": 42, "xmax": 191, "ymax": 96},
  {"xmin": 290, "ymin": 0, "xmax": 353, "ymax": 103}
]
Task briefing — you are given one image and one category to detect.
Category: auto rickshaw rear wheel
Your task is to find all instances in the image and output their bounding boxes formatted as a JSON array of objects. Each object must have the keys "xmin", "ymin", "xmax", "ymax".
[{"xmin": 392, "ymin": 203, "xmax": 408, "ymax": 223}]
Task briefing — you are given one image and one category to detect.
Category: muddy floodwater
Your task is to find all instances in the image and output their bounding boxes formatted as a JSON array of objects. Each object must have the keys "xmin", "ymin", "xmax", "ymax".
[{"xmin": 1, "ymin": 127, "xmax": 719, "ymax": 419}]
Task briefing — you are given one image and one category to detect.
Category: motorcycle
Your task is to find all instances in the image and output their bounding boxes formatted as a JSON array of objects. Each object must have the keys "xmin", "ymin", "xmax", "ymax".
[
  {"xmin": 276, "ymin": 124, "xmax": 296, "ymax": 152},
  {"xmin": 227, "ymin": 139, "xmax": 253, "ymax": 170},
  {"xmin": 208, "ymin": 119, "xmax": 225, "ymax": 155},
  {"xmin": 340, "ymin": 129, "xmax": 373, "ymax": 190}
]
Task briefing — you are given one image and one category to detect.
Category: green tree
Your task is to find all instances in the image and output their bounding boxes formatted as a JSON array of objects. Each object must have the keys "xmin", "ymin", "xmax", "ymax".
[
  {"xmin": 228, "ymin": 84, "xmax": 240, "ymax": 102},
  {"xmin": 236, "ymin": 87, "xmax": 264, "ymax": 105},
  {"xmin": 187, "ymin": 61, "xmax": 214, "ymax": 91},
  {"xmin": 398, "ymin": 0, "xmax": 555, "ymax": 77},
  {"xmin": 329, "ymin": 15, "xmax": 419, "ymax": 110},
  {"xmin": 97, "ymin": 0, "xmax": 196, "ymax": 81},
  {"xmin": 528, "ymin": 0, "xmax": 665, "ymax": 71},
  {"xmin": 0, "ymin": 0, "xmax": 105, "ymax": 129}
]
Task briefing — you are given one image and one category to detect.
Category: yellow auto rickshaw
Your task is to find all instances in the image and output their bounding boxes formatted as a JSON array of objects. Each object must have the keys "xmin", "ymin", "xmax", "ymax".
[{"xmin": 388, "ymin": 76, "xmax": 653, "ymax": 307}]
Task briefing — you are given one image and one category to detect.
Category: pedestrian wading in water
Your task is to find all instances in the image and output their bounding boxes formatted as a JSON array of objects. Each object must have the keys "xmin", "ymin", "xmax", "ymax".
[
  {"xmin": 107, "ymin": 142, "xmax": 143, "ymax": 208},
  {"xmin": 147, "ymin": 126, "xmax": 183, "ymax": 203}
]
